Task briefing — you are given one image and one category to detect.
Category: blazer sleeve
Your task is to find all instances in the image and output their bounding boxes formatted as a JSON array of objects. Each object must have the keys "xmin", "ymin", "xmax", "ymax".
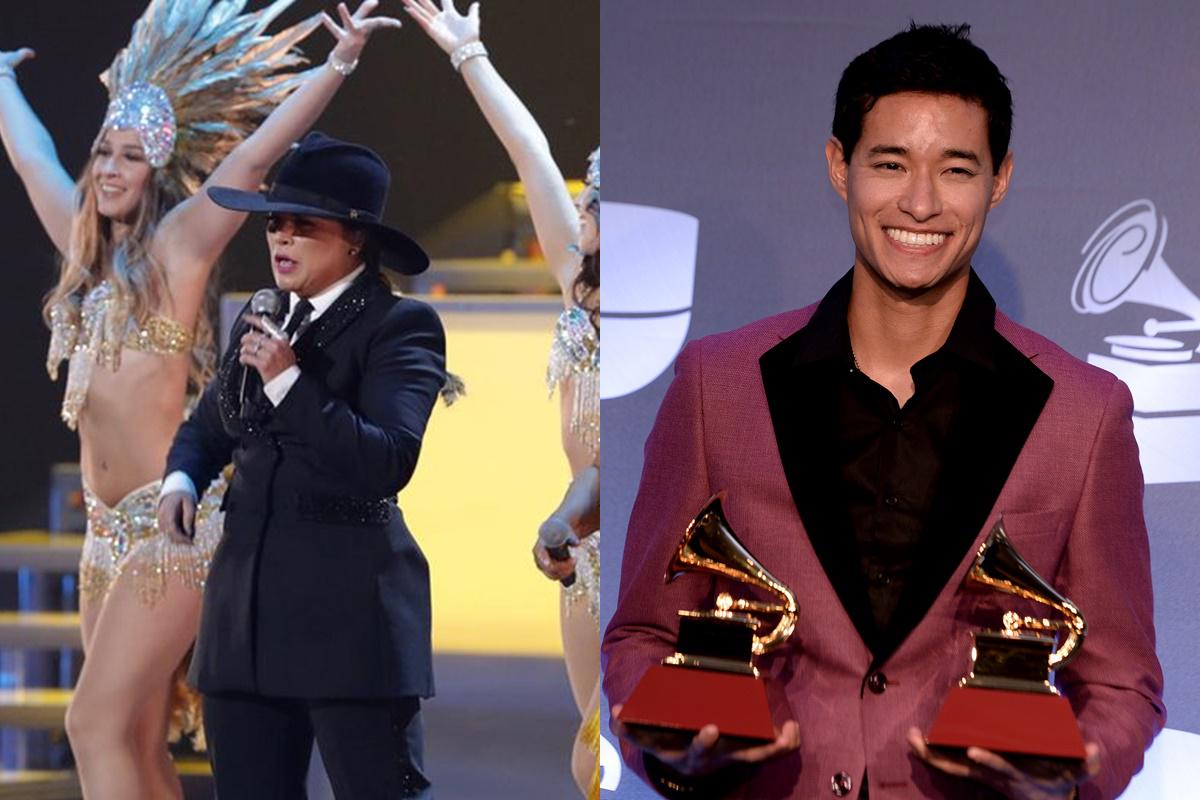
[
  {"xmin": 1055, "ymin": 378, "xmax": 1166, "ymax": 800},
  {"xmin": 271, "ymin": 298, "xmax": 446, "ymax": 499},
  {"xmin": 602, "ymin": 340, "xmax": 722, "ymax": 788},
  {"xmin": 164, "ymin": 374, "xmax": 237, "ymax": 493}
]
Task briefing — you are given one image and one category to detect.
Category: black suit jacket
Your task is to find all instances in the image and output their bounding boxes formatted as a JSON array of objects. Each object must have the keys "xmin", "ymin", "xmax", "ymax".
[{"xmin": 167, "ymin": 270, "xmax": 445, "ymax": 699}]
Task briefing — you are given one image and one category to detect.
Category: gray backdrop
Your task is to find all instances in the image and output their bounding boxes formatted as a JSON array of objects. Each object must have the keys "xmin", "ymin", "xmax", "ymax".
[{"xmin": 599, "ymin": 2, "xmax": 1200, "ymax": 796}]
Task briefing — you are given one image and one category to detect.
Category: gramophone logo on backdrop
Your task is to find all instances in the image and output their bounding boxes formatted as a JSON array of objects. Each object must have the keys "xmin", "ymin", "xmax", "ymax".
[
  {"xmin": 1072, "ymin": 199, "xmax": 1200, "ymax": 485},
  {"xmin": 601, "ymin": 202, "xmax": 699, "ymax": 399}
]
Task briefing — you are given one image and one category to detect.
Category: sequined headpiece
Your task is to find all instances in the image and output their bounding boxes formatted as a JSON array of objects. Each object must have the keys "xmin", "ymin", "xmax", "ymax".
[
  {"xmin": 579, "ymin": 147, "xmax": 600, "ymax": 213},
  {"xmin": 103, "ymin": 83, "xmax": 175, "ymax": 168},
  {"xmin": 98, "ymin": 0, "xmax": 322, "ymax": 194},
  {"xmin": 586, "ymin": 148, "xmax": 600, "ymax": 190}
]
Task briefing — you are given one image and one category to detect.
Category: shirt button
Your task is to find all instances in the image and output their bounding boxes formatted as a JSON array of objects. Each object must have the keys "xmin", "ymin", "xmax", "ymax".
[
  {"xmin": 883, "ymin": 495, "xmax": 898, "ymax": 507},
  {"xmin": 831, "ymin": 771, "xmax": 854, "ymax": 796},
  {"xmin": 866, "ymin": 671, "xmax": 888, "ymax": 694}
]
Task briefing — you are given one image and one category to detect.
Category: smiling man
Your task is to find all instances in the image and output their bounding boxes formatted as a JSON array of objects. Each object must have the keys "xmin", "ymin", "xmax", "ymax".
[{"xmin": 604, "ymin": 24, "xmax": 1165, "ymax": 799}]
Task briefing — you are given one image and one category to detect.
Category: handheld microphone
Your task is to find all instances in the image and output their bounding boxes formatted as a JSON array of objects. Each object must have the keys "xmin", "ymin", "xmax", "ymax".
[
  {"xmin": 240, "ymin": 289, "xmax": 285, "ymax": 418},
  {"xmin": 538, "ymin": 517, "xmax": 578, "ymax": 588}
]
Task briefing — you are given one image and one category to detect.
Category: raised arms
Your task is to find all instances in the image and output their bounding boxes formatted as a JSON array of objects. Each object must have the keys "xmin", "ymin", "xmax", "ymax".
[
  {"xmin": 0, "ymin": 49, "xmax": 77, "ymax": 256},
  {"xmin": 154, "ymin": 1, "xmax": 402, "ymax": 306},
  {"xmin": 403, "ymin": 0, "xmax": 581, "ymax": 296}
]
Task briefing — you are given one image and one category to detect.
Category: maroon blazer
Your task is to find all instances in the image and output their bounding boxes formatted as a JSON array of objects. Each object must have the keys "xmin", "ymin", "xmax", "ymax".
[{"xmin": 603, "ymin": 302, "xmax": 1165, "ymax": 799}]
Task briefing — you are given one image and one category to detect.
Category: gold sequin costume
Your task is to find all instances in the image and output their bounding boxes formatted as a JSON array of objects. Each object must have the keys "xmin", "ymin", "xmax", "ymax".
[
  {"xmin": 78, "ymin": 474, "xmax": 225, "ymax": 608},
  {"xmin": 547, "ymin": 306, "xmax": 601, "ymax": 626},
  {"xmin": 47, "ymin": 280, "xmax": 192, "ymax": 430},
  {"xmin": 564, "ymin": 533, "xmax": 600, "ymax": 627},
  {"xmin": 548, "ymin": 306, "xmax": 600, "ymax": 459},
  {"xmin": 79, "ymin": 472, "xmax": 227, "ymax": 748},
  {"xmin": 580, "ymin": 705, "xmax": 601, "ymax": 800}
]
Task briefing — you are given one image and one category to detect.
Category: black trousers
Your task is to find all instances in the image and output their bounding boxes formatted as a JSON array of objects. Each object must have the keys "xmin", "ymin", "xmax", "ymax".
[{"xmin": 203, "ymin": 692, "xmax": 432, "ymax": 800}]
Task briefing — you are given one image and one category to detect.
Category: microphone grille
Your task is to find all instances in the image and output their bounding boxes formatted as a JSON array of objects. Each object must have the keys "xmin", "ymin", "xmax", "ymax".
[{"xmin": 250, "ymin": 288, "xmax": 282, "ymax": 317}]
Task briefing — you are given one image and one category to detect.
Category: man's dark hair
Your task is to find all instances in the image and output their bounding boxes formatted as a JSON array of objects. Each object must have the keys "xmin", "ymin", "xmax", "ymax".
[{"xmin": 832, "ymin": 23, "xmax": 1012, "ymax": 173}]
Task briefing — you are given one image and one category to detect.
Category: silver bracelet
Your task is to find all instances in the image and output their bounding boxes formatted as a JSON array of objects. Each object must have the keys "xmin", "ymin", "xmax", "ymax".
[
  {"xmin": 450, "ymin": 41, "xmax": 488, "ymax": 72},
  {"xmin": 327, "ymin": 51, "xmax": 359, "ymax": 77}
]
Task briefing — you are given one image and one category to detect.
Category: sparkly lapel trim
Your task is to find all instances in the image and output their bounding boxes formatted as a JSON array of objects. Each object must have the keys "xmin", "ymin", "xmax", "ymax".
[{"xmin": 293, "ymin": 270, "xmax": 386, "ymax": 356}]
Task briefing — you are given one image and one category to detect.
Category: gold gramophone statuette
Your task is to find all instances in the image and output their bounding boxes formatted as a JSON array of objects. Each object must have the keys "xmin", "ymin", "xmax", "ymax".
[
  {"xmin": 617, "ymin": 493, "xmax": 797, "ymax": 744},
  {"xmin": 926, "ymin": 518, "xmax": 1088, "ymax": 760}
]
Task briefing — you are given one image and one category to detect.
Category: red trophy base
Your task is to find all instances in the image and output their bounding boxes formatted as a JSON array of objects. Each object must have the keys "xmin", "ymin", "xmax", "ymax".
[
  {"xmin": 926, "ymin": 686, "xmax": 1086, "ymax": 760},
  {"xmin": 617, "ymin": 664, "xmax": 776, "ymax": 747}
]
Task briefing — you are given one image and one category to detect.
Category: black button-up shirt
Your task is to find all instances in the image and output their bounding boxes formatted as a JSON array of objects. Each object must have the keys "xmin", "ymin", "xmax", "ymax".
[{"xmin": 807, "ymin": 270, "xmax": 1001, "ymax": 641}]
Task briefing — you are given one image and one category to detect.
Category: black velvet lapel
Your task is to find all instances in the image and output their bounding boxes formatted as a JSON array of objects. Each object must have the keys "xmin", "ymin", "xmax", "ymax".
[
  {"xmin": 760, "ymin": 273, "xmax": 878, "ymax": 649},
  {"xmin": 760, "ymin": 271, "xmax": 1054, "ymax": 664},
  {"xmin": 869, "ymin": 331, "xmax": 1052, "ymax": 667}
]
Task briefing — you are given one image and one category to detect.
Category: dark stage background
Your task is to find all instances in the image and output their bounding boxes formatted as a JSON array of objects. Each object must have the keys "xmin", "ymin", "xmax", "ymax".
[{"xmin": 0, "ymin": 0, "xmax": 598, "ymax": 529}]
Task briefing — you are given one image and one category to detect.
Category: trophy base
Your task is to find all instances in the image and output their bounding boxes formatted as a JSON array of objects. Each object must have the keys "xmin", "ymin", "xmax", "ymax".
[
  {"xmin": 617, "ymin": 663, "xmax": 776, "ymax": 743},
  {"xmin": 926, "ymin": 685, "xmax": 1086, "ymax": 760}
]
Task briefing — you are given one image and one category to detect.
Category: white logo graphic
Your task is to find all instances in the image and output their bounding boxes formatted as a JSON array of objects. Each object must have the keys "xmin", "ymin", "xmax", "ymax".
[
  {"xmin": 1119, "ymin": 728, "xmax": 1200, "ymax": 798},
  {"xmin": 599, "ymin": 734, "xmax": 622, "ymax": 791},
  {"xmin": 601, "ymin": 202, "xmax": 699, "ymax": 399},
  {"xmin": 1073, "ymin": 199, "xmax": 1200, "ymax": 484}
]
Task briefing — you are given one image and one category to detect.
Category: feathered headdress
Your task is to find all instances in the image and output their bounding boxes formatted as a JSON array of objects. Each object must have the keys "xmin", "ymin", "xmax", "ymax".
[{"xmin": 99, "ymin": 0, "xmax": 323, "ymax": 196}]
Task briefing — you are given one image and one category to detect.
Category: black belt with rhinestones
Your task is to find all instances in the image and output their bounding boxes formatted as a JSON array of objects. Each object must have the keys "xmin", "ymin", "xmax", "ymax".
[{"xmin": 295, "ymin": 491, "xmax": 396, "ymax": 525}]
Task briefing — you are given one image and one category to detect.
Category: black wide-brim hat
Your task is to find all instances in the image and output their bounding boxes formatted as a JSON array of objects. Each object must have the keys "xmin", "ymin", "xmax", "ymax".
[{"xmin": 208, "ymin": 131, "xmax": 430, "ymax": 275}]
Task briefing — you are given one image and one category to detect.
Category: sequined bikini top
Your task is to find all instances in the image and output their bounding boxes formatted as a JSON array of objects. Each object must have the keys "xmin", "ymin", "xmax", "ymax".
[
  {"xmin": 47, "ymin": 280, "xmax": 193, "ymax": 430},
  {"xmin": 547, "ymin": 305, "xmax": 599, "ymax": 458}
]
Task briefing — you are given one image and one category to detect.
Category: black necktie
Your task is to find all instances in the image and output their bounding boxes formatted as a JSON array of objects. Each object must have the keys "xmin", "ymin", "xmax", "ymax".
[{"xmin": 284, "ymin": 298, "xmax": 314, "ymax": 341}]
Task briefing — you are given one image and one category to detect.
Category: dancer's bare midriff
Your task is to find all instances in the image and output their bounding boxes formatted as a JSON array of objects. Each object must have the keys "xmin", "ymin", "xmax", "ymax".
[{"xmin": 76, "ymin": 348, "xmax": 190, "ymax": 507}]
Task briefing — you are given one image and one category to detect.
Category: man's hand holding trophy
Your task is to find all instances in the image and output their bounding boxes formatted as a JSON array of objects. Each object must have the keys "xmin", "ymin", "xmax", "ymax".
[
  {"xmin": 613, "ymin": 494, "xmax": 801, "ymax": 778},
  {"xmin": 614, "ymin": 502, "xmax": 1104, "ymax": 796},
  {"xmin": 912, "ymin": 518, "xmax": 1102, "ymax": 796}
]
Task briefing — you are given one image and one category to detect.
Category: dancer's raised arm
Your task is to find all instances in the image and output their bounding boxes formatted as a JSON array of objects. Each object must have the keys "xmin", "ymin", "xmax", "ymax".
[
  {"xmin": 156, "ymin": 1, "xmax": 402, "ymax": 299},
  {"xmin": 0, "ymin": 48, "xmax": 76, "ymax": 255},
  {"xmin": 403, "ymin": 0, "xmax": 580, "ymax": 295}
]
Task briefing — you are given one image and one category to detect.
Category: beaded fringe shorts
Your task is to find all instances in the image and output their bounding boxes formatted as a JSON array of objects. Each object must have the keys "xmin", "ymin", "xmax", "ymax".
[
  {"xmin": 79, "ymin": 475, "xmax": 226, "ymax": 607},
  {"xmin": 78, "ymin": 474, "xmax": 227, "ymax": 748},
  {"xmin": 563, "ymin": 532, "xmax": 600, "ymax": 628}
]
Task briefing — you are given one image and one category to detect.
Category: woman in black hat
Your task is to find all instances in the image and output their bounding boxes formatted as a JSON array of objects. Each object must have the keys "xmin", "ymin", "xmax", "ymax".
[
  {"xmin": 158, "ymin": 132, "xmax": 443, "ymax": 799},
  {"xmin": 404, "ymin": 1, "xmax": 601, "ymax": 796}
]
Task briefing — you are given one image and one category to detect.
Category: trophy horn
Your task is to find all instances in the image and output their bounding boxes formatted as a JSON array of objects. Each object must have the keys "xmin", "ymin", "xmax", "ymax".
[
  {"xmin": 968, "ymin": 520, "xmax": 1087, "ymax": 669},
  {"xmin": 667, "ymin": 494, "xmax": 798, "ymax": 655}
]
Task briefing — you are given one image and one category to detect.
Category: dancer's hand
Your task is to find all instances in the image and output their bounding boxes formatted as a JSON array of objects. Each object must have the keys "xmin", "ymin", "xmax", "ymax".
[
  {"xmin": 0, "ymin": 48, "xmax": 35, "ymax": 73},
  {"xmin": 158, "ymin": 491, "xmax": 197, "ymax": 544},
  {"xmin": 532, "ymin": 540, "xmax": 576, "ymax": 582},
  {"xmin": 907, "ymin": 728, "xmax": 1100, "ymax": 799},
  {"xmin": 401, "ymin": 0, "xmax": 481, "ymax": 56},
  {"xmin": 533, "ymin": 465, "xmax": 599, "ymax": 582},
  {"xmin": 240, "ymin": 315, "xmax": 297, "ymax": 383},
  {"xmin": 322, "ymin": 1, "xmax": 403, "ymax": 65}
]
